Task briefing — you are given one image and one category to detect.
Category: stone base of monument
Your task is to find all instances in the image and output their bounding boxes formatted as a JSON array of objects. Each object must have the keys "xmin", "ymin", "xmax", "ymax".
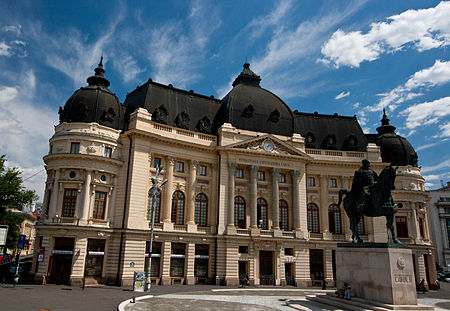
[{"xmin": 334, "ymin": 243, "xmax": 432, "ymax": 310}]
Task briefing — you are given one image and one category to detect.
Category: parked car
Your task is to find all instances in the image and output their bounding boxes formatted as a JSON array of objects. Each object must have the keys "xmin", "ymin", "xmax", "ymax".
[
  {"xmin": 0, "ymin": 254, "xmax": 11, "ymax": 263},
  {"xmin": 437, "ymin": 272, "xmax": 450, "ymax": 282}
]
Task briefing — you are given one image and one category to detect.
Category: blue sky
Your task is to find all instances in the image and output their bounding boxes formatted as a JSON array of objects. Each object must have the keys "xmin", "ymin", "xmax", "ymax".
[{"xmin": 0, "ymin": 0, "xmax": 449, "ymax": 200}]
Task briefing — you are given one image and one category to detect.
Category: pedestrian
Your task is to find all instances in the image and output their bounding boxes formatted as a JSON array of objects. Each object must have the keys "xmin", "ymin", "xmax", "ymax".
[
  {"xmin": 322, "ymin": 279, "xmax": 328, "ymax": 290},
  {"xmin": 419, "ymin": 279, "xmax": 426, "ymax": 293},
  {"xmin": 344, "ymin": 283, "xmax": 352, "ymax": 300}
]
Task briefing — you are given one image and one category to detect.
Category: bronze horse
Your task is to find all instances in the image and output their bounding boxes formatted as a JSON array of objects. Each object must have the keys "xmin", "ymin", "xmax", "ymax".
[{"xmin": 338, "ymin": 165, "xmax": 402, "ymax": 244}]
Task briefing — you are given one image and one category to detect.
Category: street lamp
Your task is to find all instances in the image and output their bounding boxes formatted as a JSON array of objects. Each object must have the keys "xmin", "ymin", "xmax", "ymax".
[{"xmin": 145, "ymin": 165, "xmax": 167, "ymax": 292}]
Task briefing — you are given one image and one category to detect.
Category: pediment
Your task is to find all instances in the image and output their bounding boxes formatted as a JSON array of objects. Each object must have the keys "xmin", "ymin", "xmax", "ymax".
[{"xmin": 224, "ymin": 135, "xmax": 310, "ymax": 158}]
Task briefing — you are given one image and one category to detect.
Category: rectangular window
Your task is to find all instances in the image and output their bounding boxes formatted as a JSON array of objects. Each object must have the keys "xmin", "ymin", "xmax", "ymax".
[
  {"xmin": 194, "ymin": 244, "xmax": 209, "ymax": 278},
  {"xmin": 279, "ymin": 173, "xmax": 286, "ymax": 183},
  {"xmin": 418, "ymin": 217, "xmax": 424, "ymax": 238},
  {"xmin": 329, "ymin": 178, "xmax": 337, "ymax": 188},
  {"xmin": 70, "ymin": 142, "xmax": 80, "ymax": 154},
  {"xmin": 199, "ymin": 165, "xmax": 207, "ymax": 176},
  {"xmin": 93, "ymin": 191, "xmax": 107, "ymax": 219},
  {"xmin": 170, "ymin": 243, "xmax": 186, "ymax": 277},
  {"xmin": 153, "ymin": 157, "xmax": 161, "ymax": 168},
  {"xmin": 395, "ymin": 216, "xmax": 409, "ymax": 238},
  {"xmin": 238, "ymin": 246, "xmax": 248, "ymax": 254},
  {"xmin": 236, "ymin": 168, "xmax": 243, "ymax": 179},
  {"xmin": 258, "ymin": 171, "xmax": 265, "ymax": 181},
  {"xmin": 85, "ymin": 239, "xmax": 105, "ymax": 277},
  {"xmin": 145, "ymin": 241, "xmax": 162, "ymax": 277},
  {"xmin": 176, "ymin": 161, "xmax": 184, "ymax": 172},
  {"xmin": 62, "ymin": 189, "xmax": 77, "ymax": 217},
  {"xmin": 284, "ymin": 248, "xmax": 294, "ymax": 256},
  {"xmin": 104, "ymin": 147, "xmax": 112, "ymax": 158},
  {"xmin": 308, "ymin": 177, "xmax": 315, "ymax": 187}
]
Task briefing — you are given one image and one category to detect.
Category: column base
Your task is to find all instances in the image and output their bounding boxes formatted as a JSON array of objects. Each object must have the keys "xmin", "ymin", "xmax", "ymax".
[
  {"xmin": 186, "ymin": 223, "xmax": 197, "ymax": 233},
  {"xmin": 250, "ymin": 227, "xmax": 260, "ymax": 236},
  {"xmin": 186, "ymin": 276, "xmax": 196, "ymax": 285},
  {"xmin": 161, "ymin": 276, "xmax": 171, "ymax": 285},
  {"xmin": 295, "ymin": 278, "xmax": 312, "ymax": 287},
  {"xmin": 226, "ymin": 224, "xmax": 236, "ymax": 235},
  {"xmin": 225, "ymin": 277, "xmax": 239, "ymax": 286},
  {"xmin": 322, "ymin": 231, "xmax": 332, "ymax": 240},
  {"xmin": 295, "ymin": 230, "xmax": 305, "ymax": 239},
  {"xmin": 34, "ymin": 273, "xmax": 46, "ymax": 285},
  {"xmin": 163, "ymin": 222, "xmax": 174, "ymax": 231},
  {"xmin": 70, "ymin": 277, "xmax": 83, "ymax": 286},
  {"xmin": 273, "ymin": 229, "xmax": 282, "ymax": 237}
]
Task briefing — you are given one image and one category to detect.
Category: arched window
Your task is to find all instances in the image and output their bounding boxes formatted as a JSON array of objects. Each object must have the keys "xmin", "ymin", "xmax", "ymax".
[
  {"xmin": 328, "ymin": 204, "xmax": 342, "ymax": 234},
  {"xmin": 195, "ymin": 193, "xmax": 208, "ymax": 226},
  {"xmin": 357, "ymin": 217, "xmax": 365, "ymax": 235},
  {"xmin": 147, "ymin": 190, "xmax": 161, "ymax": 222},
  {"xmin": 279, "ymin": 200, "xmax": 289, "ymax": 231},
  {"xmin": 171, "ymin": 190, "xmax": 185, "ymax": 225},
  {"xmin": 257, "ymin": 198, "xmax": 268, "ymax": 229},
  {"xmin": 234, "ymin": 196, "xmax": 246, "ymax": 229},
  {"xmin": 307, "ymin": 203, "xmax": 320, "ymax": 233}
]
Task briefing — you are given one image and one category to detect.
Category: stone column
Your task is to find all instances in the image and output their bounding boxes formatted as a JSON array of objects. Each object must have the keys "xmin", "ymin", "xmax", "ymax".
[
  {"xmin": 320, "ymin": 175, "xmax": 330, "ymax": 238},
  {"xmin": 410, "ymin": 206, "xmax": 419, "ymax": 241},
  {"xmin": 249, "ymin": 165, "xmax": 258, "ymax": 230},
  {"xmin": 81, "ymin": 170, "xmax": 92, "ymax": 223},
  {"xmin": 186, "ymin": 242, "xmax": 196, "ymax": 285},
  {"xmin": 227, "ymin": 162, "xmax": 236, "ymax": 233},
  {"xmin": 291, "ymin": 170, "xmax": 301, "ymax": 231},
  {"xmin": 106, "ymin": 176, "xmax": 117, "ymax": 221},
  {"xmin": 324, "ymin": 249, "xmax": 334, "ymax": 284},
  {"xmin": 271, "ymin": 168, "xmax": 280, "ymax": 231},
  {"xmin": 162, "ymin": 157, "xmax": 175, "ymax": 226},
  {"xmin": 161, "ymin": 241, "xmax": 172, "ymax": 285},
  {"xmin": 186, "ymin": 160, "xmax": 198, "ymax": 228},
  {"xmin": 48, "ymin": 169, "xmax": 60, "ymax": 220}
]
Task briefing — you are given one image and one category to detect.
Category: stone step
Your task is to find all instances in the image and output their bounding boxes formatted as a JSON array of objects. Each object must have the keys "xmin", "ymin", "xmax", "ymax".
[{"xmin": 306, "ymin": 294, "xmax": 434, "ymax": 311}]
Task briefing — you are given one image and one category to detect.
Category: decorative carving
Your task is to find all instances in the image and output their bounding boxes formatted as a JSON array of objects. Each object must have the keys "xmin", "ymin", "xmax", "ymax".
[
  {"xmin": 174, "ymin": 111, "xmax": 190, "ymax": 129},
  {"xmin": 228, "ymin": 162, "xmax": 237, "ymax": 170},
  {"xmin": 101, "ymin": 107, "xmax": 115, "ymax": 123},
  {"xmin": 153, "ymin": 105, "xmax": 168, "ymax": 124},
  {"xmin": 87, "ymin": 145, "xmax": 97, "ymax": 153},
  {"xmin": 397, "ymin": 257, "xmax": 406, "ymax": 270},
  {"xmin": 241, "ymin": 105, "xmax": 254, "ymax": 118},
  {"xmin": 75, "ymin": 102, "xmax": 88, "ymax": 119},
  {"xmin": 268, "ymin": 109, "xmax": 280, "ymax": 122},
  {"xmin": 196, "ymin": 116, "xmax": 211, "ymax": 133},
  {"xmin": 244, "ymin": 138, "xmax": 290, "ymax": 155}
]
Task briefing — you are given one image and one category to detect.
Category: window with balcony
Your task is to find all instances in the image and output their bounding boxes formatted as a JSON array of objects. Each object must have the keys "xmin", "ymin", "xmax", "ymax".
[
  {"xmin": 279, "ymin": 200, "xmax": 289, "ymax": 230},
  {"xmin": 236, "ymin": 168, "xmax": 243, "ymax": 179},
  {"xmin": 70, "ymin": 142, "xmax": 80, "ymax": 154},
  {"xmin": 176, "ymin": 161, "xmax": 184, "ymax": 172},
  {"xmin": 328, "ymin": 204, "xmax": 342, "ymax": 234},
  {"xmin": 234, "ymin": 196, "xmax": 246, "ymax": 228},
  {"xmin": 395, "ymin": 216, "xmax": 408, "ymax": 238},
  {"xmin": 194, "ymin": 193, "xmax": 208, "ymax": 226},
  {"xmin": 258, "ymin": 171, "xmax": 265, "ymax": 181},
  {"xmin": 199, "ymin": 165, "xmax": 207, "ymax": 176},
  {"xmin": 279, "ymin": 173, "xmax": 286, "ymax": 183},
  {"xmin": 257, "ymin": 198, "xmax": 268, "ymax": 229},
  {"xmin": 329, "ymin": 178, "xmax": 337, "ymax": 188},
  {"xmin": 171, "ymin": 191, "xmax": 185, "ymax": 225},
  {"xmin": 93, "ymin": 191, "xmax": 106, "ymax": 219},
  {"xmin": 104, "ymin": 147, "xmax": 112, "ymax": 158},
  {"xmin": 62, "ymin": 189, "xmax": 77, "ymax": 217},
  {"xmin": 307, "ymin": 203, "xmax": 320, "ymax": 233}
]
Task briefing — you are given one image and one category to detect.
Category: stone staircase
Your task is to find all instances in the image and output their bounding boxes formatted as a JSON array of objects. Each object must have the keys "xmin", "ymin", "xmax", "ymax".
[{"xmin": 305, "ymin": 293, "xmax": 434, "ymax": 311}]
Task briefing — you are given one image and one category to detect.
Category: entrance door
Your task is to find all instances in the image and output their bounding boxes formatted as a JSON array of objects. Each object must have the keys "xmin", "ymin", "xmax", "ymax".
[
  {"xmin": 309, "ymin": 249, "xmax": 324, "ymax": 285},
  {"xmin": 49, "ymin": 237, "xmax": 74, "ymax": 285},
  {"xmin": 285, "ymin": 263, "xmax": 295, "ymax": 286},
  {"xmin": 260, "ymin": 251, "xmax": 274, "ymax": 285}
]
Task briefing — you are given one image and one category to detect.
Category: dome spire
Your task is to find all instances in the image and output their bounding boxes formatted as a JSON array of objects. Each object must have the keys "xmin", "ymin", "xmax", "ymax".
[
  {"xmin": 376, "ymin": 108, "xmax": 396, "ymax": 135},
  {"xmin": 87, "ymin": 56, "xmax": 110, "ymax": 88},
  {"xmin": 232, "ymin": 62, "xmax": 261, "ymax": 87}
]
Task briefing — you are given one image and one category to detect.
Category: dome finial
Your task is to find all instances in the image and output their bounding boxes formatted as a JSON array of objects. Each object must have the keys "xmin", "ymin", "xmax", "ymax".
[
  {"xmin": 232, "ymin": 62, "xmax": 261, "ymax": 87},
  {"xmin": 377, "ymin": 108, "xmax": 396, "ymax": 134},
  {"xmin": 243, "ymin": 62, "xmax": 250, "ymax": 69},
  {"xmin": 87, "ymin": 56, "xmax": 110, "ymax": 87}
]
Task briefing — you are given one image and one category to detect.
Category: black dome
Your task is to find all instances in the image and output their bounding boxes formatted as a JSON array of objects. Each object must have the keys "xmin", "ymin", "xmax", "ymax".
[
  {"xmin": 58, "ymin": 58, "xmax": 124, "ymax": 130},
  {"xmin": 375, "ymin": 110, "xmax": 418, "ymax": 167},
  {"xmin": 221, "ymin": 63, "xmax": 293, "ymax": 136}
]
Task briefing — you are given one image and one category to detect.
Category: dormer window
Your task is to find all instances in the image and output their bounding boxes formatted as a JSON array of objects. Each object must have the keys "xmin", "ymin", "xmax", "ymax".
[{"xmin": 242, "ymin": 105, "xmax": 254, "ymax": 118}]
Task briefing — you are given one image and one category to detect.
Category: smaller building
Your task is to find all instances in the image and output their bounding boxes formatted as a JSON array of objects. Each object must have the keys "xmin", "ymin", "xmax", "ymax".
[
  {"xmin": 9, "ymin": 207, "xmax": 38, "ymax": 256},
  {"xmin": 428, "ymin": 182, "xmax": 450, "ymax": 272}
]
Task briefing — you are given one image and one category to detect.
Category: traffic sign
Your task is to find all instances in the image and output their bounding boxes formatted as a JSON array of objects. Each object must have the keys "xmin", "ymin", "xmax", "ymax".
[{"xmin": 17, "ymin": 234, "xmax": 26, "ymax": 250}]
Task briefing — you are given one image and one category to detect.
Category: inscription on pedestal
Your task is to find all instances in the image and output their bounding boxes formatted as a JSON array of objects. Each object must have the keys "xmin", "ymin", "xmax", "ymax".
[{"xmin": 394, "ymin": 275, "xmax": 412, "ymax": 284}]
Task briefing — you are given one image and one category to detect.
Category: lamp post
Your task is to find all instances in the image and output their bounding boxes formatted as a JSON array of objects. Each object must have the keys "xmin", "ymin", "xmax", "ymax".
[{"xmin": 145, "ymin": 165, "xmax": 167, "ymax": 292}]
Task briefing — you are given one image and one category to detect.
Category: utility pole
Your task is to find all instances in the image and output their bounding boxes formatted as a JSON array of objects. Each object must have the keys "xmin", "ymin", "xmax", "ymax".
[{"xmin": 145, "ymin": 165, "xmax": 167, "ymax": 292}]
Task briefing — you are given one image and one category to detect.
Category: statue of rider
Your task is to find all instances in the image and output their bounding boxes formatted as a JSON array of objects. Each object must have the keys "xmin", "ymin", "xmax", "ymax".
[{"xmin": 351, "ymin": 159, "xmax": 378, "ymax": 213}]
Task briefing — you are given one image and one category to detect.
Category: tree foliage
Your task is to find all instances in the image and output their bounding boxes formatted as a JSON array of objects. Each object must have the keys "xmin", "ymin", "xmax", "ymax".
[{"xmin": 0, "ymin": 155, "xmax": 38, "ymax": 250}]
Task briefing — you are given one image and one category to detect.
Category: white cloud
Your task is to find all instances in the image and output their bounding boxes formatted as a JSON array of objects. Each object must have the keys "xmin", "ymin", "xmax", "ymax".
[
  {"xmin": 320, "ymin": 2, "xmax": 450, "ymax": 67},
  {"xmin": 147, "ymin": 1, "xmax": 220, "ymax": 88},
  {"xmin": 416, "ymin": 138, "xmax": 449, "ymax": 151},
  {"xmin": 1, "ymin": 25, "xmax": 21, "ymax": 35},
  {"xmin": 247, "ymin": 0, "xmax": 293, "ymax": 40},
  {"xmin": 353, "ymin": 102, "xmax": 360, "ymax": 109},
  {"xmin": 112, "ymin": 54, "xmax": 144, "ymax": 84},
  {"xmin": 0, "ymin": 71, "xmax": 57, "ymax": 200},
  {"xmin": 401, "ymin": 96, "xmax": 450, "ymax": 130},
  {"xmin": 372, "ymin": 60, "xmax": 450, "ymax": 111},
  {"xmin": 439, "ymin": 122, "xmax": 450, "ymax": 137},
  {"xmin": 421, "ymin": 158, "xmax": 450, "ymax": 173},
  {"xmin": 0, "ymin": 41, "xmax": 12, "ymax": 56},
  {"xmin": 335, "ymin": 91, "xmax": 350, "ymax": 100}
]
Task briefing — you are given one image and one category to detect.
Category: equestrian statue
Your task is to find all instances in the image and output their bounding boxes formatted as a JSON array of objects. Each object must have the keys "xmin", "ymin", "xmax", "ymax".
[{"xmin": 338, "ymin": 159, "xmax": 403, "ymax": 244}]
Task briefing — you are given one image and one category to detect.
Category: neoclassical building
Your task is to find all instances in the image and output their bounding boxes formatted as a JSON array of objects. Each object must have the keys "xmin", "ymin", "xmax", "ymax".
[{"xmin": 32, "ymin": 59, "xmax": 436, "ymax": 288}]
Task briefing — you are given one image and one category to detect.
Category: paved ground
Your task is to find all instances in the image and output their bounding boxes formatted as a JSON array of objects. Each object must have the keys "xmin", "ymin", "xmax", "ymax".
[{"xmin": 0, "ymin": 282, "xmax": 448, "ymax": 311}]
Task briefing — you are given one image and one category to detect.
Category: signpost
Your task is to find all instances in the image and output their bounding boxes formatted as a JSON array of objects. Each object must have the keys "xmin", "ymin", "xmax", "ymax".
[{"xmin": 14, "ymin": 234, "xmax": 27, "ymax": 285}]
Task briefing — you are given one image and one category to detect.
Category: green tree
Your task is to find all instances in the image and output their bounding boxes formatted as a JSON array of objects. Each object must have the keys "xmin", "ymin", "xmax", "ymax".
[{"xmin": 0, "ymin": 155, "xmax": 38, "ymax": 250}]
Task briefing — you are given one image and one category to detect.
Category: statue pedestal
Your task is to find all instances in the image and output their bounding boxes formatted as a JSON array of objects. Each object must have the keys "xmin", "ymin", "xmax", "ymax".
[{"xmin": 336, "ymin": 243, "xmax": 417, "ymax": 305}]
